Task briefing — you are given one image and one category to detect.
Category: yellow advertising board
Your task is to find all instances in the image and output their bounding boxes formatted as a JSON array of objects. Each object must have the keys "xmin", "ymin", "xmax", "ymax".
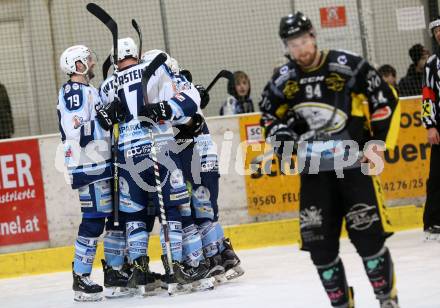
[
  {"xmin": 239, "ymin": 114, "xmax": 300, "ymax": 215},
  {"xmin": 239, "ymin": 98, "xmax": 430, "ymax": 216},
  {"xmin": 380, "ymin": 98, "xmax": 430, "ymax": 200}
]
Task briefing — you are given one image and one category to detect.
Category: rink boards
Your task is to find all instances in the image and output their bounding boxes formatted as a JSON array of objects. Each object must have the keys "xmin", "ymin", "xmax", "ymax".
[
  {"xmin": 0, "ymin": 97, "xmax": 428, "ymax": 278},
  {"xmin": 0, "ymin": 204, "xmax": 423, "ymax": 278}
]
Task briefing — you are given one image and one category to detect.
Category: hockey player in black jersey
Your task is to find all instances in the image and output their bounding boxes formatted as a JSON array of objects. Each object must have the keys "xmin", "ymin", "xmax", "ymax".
[{"xmin": 259, "ymin": 12, "xmax": 401, "ymax": 308}]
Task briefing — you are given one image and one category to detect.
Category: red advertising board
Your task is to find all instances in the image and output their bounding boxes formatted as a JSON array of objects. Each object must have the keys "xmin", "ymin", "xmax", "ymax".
[
  {"xmin": 0, "ymin": 139, "xmax": 49, "ymax": 246},
  {"xmin": 320, "ymin": 6, "xmax": 347, "ymax": 28}
]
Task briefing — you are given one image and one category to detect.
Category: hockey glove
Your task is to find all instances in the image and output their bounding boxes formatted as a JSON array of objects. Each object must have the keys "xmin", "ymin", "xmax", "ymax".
[
  {"xmin": 195, "ymin": 84, "xmax": 210, "ymax": 109},
  {"xmin": 140, "ymin": 101, "xmax": 173, "ymax": 124},
  {"xmin": 270, "ymin": 127, "xmax": 297, "ymax": 158},
  {"xmin": 284, "ymin": 109, "xmax": 309, "ymax": 136},
  {"xmin": 175, "ymin": 113, "xmax": 206, "ymax": 140},
  {"xmin": 261, "ymin": 114, "xmax": 297, "ymax": 158},
  {"xmin": 96, "ymin": 98, "xmax": 126, "ymax": 131}
]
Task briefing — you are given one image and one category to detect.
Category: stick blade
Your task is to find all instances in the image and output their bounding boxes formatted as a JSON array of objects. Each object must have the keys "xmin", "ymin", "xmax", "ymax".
[
  {"xmin": 86, "ymin": 3, "xmax": 117, "ymax": 33},
  {"xmin": 219, "ymin": 69, "xmax": 233, "ymax": 80},
  {"xmin": 131, "ymin": 19, "xmax": 140, "ymax": 32}
]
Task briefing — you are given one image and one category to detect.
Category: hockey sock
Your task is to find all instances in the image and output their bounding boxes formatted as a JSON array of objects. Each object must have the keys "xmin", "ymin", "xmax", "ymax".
[
  {"xmin": 316, "ymin": 257, "xmax": 352, "ymax": 307},
  {"xmin": 198, "ymin": 221, "xmax": 219, "ymax": 257},
  {"xmin": 103, "ymin": 230, "xmax": 126, "ymax": 268},
  {"xmin": 214, "ymin": 222, "xmax": 226, "ymax": 253},
  {"xmin": 182, "ymin": 223, "xmax": 204, "ymax": 267},
  {"xmin": 73, "ymin": 236, "xmax": 98, "ymax": 274},
  {"xmin": 362, "ymin": 246, "xmax": 396, "ymax": 301},
  {"xmin": 160, "ymin": 221, "xmax": 183, "ymax": 262},
  {"xmin": 126, "ymin": 221, "xmax": 148, "ymax": 262}
]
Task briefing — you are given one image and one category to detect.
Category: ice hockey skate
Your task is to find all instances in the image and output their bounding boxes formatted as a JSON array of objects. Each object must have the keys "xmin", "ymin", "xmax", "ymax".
[
  {"xmin": 128, "ymin": 256, "xmax": 163, "ymax": 296},
  {"xmin": 424, "ymin": 225, "xmax": 440, "ymax": 241},
  {"xmin": 206, "ymin": 253, "xmax": 227, "ymax": 284},
  {"xmin": 72, "ymin": 270, "xmax": 103, "ymax": 302},
  {"xmin": 101, "ymin": 259, "xmax": 132, "ymax": 298},
  {"xmin": 161, "ymin": 255, "xmax": 214, "ymax": 295},
  {"xmin": 221, "ymin": 238, "xmax": 244, "ymax": 280}
]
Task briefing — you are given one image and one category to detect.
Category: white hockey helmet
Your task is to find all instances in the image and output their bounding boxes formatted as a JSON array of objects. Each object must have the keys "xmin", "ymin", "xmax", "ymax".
[
  {"xmin": 112, "ymin": 37, "xmax": 138, "ymax": 62},
  {"xmin": 59, "ymin": 45, "xmax": 92, "ymax": 75},
  {"xmin": 429, "ymin": 16, "xmax": 440, "ymax": 36},
  {"xmin": 141, "ymin": 49, "xmax": 179, "ymax": 73}
]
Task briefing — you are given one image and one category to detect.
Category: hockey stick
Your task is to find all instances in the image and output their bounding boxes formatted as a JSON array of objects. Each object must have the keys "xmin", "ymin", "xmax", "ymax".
[
  {"xmin": 102, "ymin": 54, "xmax": 112, "ymax": 79},
  {"xmin": 131, "ymin": 19, "xmax": 142, "ymax": 62},
  {"xmin": 140, "ymin": 53, "xmax": 176, "ymax": 275},
  {"xmin": 86, "ymin": 3, "xmax": 120, "ymax": 226},
  {"xmin": 103, "ymin": 19, "xmax": 141, "ymax": 79},
  {"xmin": 205, "ymin": 69, "xmax": 233, "ymax": 93}
]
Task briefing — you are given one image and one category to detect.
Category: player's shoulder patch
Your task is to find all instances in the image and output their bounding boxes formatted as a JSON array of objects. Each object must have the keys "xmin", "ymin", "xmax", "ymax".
[
  {"xmin": 272, "ymin": 61, "xmax": 296, "ymax": 87},
  {"xmin": 279, "ymin": 65, "xmax": 289, "ymax": 75},
  {"xmin": 331, "ymin": 49, "xmax": 362, "ymax": 64},
  {"xmin": 328, "ymin": 49, "xmax": 363, "ymax": 75}
]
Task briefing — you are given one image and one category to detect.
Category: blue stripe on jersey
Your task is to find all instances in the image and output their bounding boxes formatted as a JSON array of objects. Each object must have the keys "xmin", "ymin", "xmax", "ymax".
[
  {"xmin": 79, "ymin": 121, "xmax": 95, "ymax": 147},
  {"xmin": 69, "ymin": 161, "xmax": 111, "ymax": 173},
  {"xmin": 161, "ymin": 64, "xmax": 174, "ymax": 78},
  {"xmin": 57, "ymin": 108, "xmax": 66, "ymax": 142}
]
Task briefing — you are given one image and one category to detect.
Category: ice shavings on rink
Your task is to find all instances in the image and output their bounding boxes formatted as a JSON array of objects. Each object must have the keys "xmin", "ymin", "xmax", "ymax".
[{"xmin": 0, "ymin": 229, "xmax": 439, "ymax": 308}]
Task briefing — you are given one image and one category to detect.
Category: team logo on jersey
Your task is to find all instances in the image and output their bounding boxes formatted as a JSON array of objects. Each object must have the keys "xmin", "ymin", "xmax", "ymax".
[
  {"xmin": 337, "ymin": 55, "xmax": 347, "ymax": 65},
  {"xmin": 72, "ymin": 115, "xmax": 84, "ymax": 129},
  {"xmin": 325, "ymin": 73, "xmax": 345, "ymax": 92},
  {"xmin": 194, "ymin": 186, "xmax": 210, "ymax": 202},
  {"xmin": 345, "ymin": 203, "xmax": 379, "ymax": 231},
  {"xmin": 371, "ymin": 106, "xmax": 391, "ymax": 122},
  {"xmin": 72, "ymin": 83, "xmax": 80, "ymax": 90},
  {"xmin": 64, "ymin": 84, "xmax": 71, "ymax": 94},
  {"xmin": 293, "ymin": 102, "xmax": 348, "ymax": 133},
  {"xmin": 283, "ymin": 80, "xmax": 300, "ymax": 99},
  {"xmin": 300, "ymin": 206, "xmax": 323, "ymax": 229},
  {"xmin": 170, "ymin": 169, "xmax": 184, "ymax": 189}
]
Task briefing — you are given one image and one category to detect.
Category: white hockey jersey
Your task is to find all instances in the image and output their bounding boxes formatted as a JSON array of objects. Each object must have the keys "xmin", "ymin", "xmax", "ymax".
[
  {"xmin": 57, "ymin": 81, "xmax": 112, "ymax": 189},
  {"xmin": 99, "ymin": 62, "xmax": 200, "ymax": 147}
]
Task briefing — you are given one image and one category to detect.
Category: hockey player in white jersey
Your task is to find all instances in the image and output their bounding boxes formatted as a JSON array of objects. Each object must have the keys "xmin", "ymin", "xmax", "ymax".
[
  {"xmin": 57, "ymin": 45, "xmax": 130, "ymax": 301},
  {"xmin": 98, "ymin": 38, "xmax": 213, "ymax": 294},
  {"xmin": 142, "ymin": 50, "xmax": 244, "ymax": 281}
]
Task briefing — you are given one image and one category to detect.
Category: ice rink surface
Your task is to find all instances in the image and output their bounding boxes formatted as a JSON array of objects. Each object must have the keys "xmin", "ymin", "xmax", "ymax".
[{"xmin": 0, "ymin": 229, "xmax": 439, "ymax": 308}]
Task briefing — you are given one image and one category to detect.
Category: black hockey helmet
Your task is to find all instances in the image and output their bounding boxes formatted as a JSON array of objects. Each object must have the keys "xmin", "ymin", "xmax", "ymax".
[{"xmin": 279, "ymin": 12, "xmax": 313, "ymax": 40}]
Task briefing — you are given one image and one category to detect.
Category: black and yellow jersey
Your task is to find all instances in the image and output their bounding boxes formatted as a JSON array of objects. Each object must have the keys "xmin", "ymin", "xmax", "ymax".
[{"xmin": 260, "ymin": 49, "xmax": 400, "ymax": 150}]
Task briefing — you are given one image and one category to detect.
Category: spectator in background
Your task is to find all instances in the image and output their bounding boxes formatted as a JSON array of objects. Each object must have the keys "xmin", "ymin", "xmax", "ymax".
[
  {"xmin": 0, "ymin": 82, "xmax": 14, "ymax": 139},
  {"xmin": 399, "ymin": 43, "xmax": 430, "ymax": 97},
  {"xmin": 378, "ymin": 64, "xmax": 399, "ymax": 94},
  {"xmin": 219, "ymin": 71, "xmax": 254, "ymax": 115}
]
